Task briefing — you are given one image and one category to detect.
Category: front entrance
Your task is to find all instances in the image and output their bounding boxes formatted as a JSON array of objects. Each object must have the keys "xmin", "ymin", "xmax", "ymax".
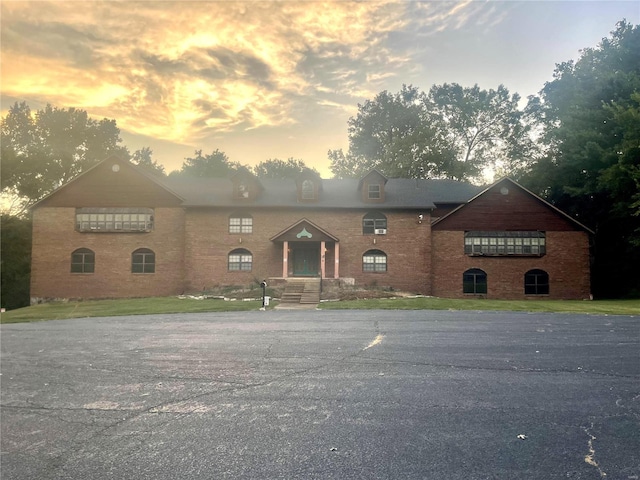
[{"xmin": 292, "ymin": 244, "xmax": 320, "ymax": 276}]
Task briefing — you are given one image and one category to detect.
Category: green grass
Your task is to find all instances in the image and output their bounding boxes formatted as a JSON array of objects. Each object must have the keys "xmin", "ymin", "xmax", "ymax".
[
  {"xmin": 0, "ymin": 297, "xmax": 266, "ymax": 324},
  {"xmin": 1, "ymin": 296, "xmax": 638, "ymax": 324},
  {"xmin": 318, "ymin": 297, "xmax": 640, "ymax": 315}
]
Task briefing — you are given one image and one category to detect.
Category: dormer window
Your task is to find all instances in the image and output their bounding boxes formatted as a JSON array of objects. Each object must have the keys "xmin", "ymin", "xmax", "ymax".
[
  {"xmin": 302, "ymin": 180, "xmax": 315, "ymax": 200},
  {"xmin": 238, "ymin": 183, "xmax": 249, "ymax": 199},
  {"xmin": 359, "ymin": 169, "xmax": 387, "ymax": 203},
  {"xmin": 231, "ymin": 170, "xmax": 262, "ymax": 201},
  {"xmin": 296, "ymin": 170, "xmax": 322, "ymax": 202},
  {"xmin": 368, "ymin": 184, "xmax": 381, "ymax": 199}
]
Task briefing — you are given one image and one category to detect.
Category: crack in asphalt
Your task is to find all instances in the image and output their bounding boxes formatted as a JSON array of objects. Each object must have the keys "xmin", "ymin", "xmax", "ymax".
[{"xmin": 583, "ymin": 423, "xmax": 608, "ymax": 478}]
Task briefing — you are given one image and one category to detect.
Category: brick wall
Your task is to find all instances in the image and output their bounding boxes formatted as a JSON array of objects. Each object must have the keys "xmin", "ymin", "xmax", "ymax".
[
  {"xmin": 183, "ymin": 208, "xmax": 432, "ymax": 295},
  {"xmin": 431, "ymin": 230, "xmax": 591, "ymax": 299},
  {"xmin": 30, "ymin": 207, "xmax": 186, "ymax": 302}
]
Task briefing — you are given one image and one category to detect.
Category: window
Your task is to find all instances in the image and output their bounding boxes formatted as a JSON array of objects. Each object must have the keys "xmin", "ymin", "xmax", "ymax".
[
  {"xmin": 132, "ymin": 248, "xmax": 155, "ymax": 273},
  {"xmin": 363, "ymin": 249, "xmax": 387, "ymax": 272},
  {"xmin": 525, "ymin": 269, "xmax": 549, "ymax": 295},
  {"xmin": 229, "ymin": 214, "xmax": 253, "ymax": 234},
  {"xmin": 368, "ymin": 184, "xmax": 381, "ymax": 199},
  {"xmin": 237, "ymin": 182, "xmax": 249, "ymax": 199},
  {"xmin": 228, "ymin": 249, "xmax": 252, "ymax": 271},
  {"xmin": 76, "ymin": 208, "xmax": 153, "ymax": 232},
  {"xmin": 301, "ymin": 180, "xmax": 315, "ymax": 200},
  {"xmin": 464, "ymin": 231, "xmax": 546, "ymax": 256},
  {"xmin": 71, "ymin": 248, "xmax": 95, "ymax": 273},
  {"xmin": 463, "ymin": 268, "xmax": 487, "ymax": 294},
  {"xmin": 363, "ymin": 212, "xmax": 387, "ymax": 234}
]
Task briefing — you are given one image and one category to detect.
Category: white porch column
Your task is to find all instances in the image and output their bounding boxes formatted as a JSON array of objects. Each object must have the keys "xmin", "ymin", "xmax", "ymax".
[
  {"xmin": 282, "ymin": 240, "xmax": 288, "ymax": 278},
  {"xmin": 334, "ymin": 242, "xmax": 340, "ymax": 279},
  {"xmin": 320, "ymin": 241, "xmax": 326, "ymax": 279}
]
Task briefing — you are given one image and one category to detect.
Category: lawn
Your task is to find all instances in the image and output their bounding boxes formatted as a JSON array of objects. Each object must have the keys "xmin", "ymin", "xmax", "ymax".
[
  {"xmin": 0, "ymin": 296, "xmax": 265, "ymax": 324},
  {"xmin": 1, "ymin": 296, "xmax": 638, "ymax": 324},
  {"xmin": 319, "ymin": 296, "xmax": 640, "ymax": 315}
]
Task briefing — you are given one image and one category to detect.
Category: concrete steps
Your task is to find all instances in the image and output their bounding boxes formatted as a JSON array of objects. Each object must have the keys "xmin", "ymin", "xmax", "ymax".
[{"xmin": 280, "ymin": 278, "xmax": 321, "ymax": 304}]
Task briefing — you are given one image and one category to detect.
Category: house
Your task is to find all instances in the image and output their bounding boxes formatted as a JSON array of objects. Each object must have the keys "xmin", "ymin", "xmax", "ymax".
[{"xmin": 29, "ymin": 157, "xmax": 592, "ymax": 303}]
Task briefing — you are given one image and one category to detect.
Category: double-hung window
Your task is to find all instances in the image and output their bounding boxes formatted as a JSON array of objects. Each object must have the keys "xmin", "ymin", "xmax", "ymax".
[
  {"xmin": 363, "ymin": 250, "xmax": 387, "ymax": 272},
  {"xmin": 132, "ymin": 248, "xmax": 155, "ymax": 273},
  {"xmin": 71, "ymin": 248, "xmax": 95, "ymax": 273},
  {"xmin": 228, "ymin": 249, "xmax": 252, "ymax": 271},
  {"xmin": 363, "ymin": 212, "xmax": 387, "ymax": 234},
  {"xmin": 229, "ymin": 214, "xmax": 253, "ymax": 234}
]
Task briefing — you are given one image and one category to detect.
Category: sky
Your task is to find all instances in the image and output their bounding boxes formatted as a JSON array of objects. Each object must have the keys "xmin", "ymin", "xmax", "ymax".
[{"xmin": 2, "ymin": 1, "xmax": 639, "ymax": 178}]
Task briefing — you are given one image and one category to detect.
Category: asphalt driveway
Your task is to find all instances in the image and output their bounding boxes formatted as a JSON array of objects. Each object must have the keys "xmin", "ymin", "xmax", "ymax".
[{"xmin": 1, "ymin": 309, "xmax": 639, "ymax": 479}]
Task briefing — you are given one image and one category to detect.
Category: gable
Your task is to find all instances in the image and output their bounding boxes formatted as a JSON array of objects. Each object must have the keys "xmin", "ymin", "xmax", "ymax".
[
  {"xmin": 270, "ymin": 218, "xmax": 339, "ymax": 242},
  {"xmin": 432, "ymin": 178, "xmax": 592, "ymax": 232},
  {"xmin": 34, "ymin": 157, "xmax": 183, "ymax": 208}
]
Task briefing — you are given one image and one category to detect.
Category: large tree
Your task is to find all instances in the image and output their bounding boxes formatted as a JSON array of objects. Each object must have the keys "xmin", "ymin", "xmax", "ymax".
[
  {"xmin": 131, "ymin": 146, "xmax": 166, "ymax": 176},
  {"xmin": 425, "ymin": 83, "xmax": 536, "ymax": 181},
  {"xmin": 253, "ymin": 158, "xmax": 319, "ymax": 179},
  {"xmin": 523, "ymin": 20, "xmax": 640, "ymax": 297},
  {"xmin": 330, "ymin": 83, "xmax": 534, "ymax": 182},
  {"xmin": 330, "ymin": 85, "xmax": 456, "ymax": 179},
  {"xmin": 1, "ymin": 102, "xmax": 129, "ymax": 210},
  {"xmin": 0, "ymin": 215, "xmax": 32, "ymax": 310},
  {"xmin": 170, "ymin": 149, "xmax": 246, "ymax": 178}
]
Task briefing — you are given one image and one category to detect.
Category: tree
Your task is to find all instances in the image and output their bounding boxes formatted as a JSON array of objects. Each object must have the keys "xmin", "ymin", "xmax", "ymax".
[
  {"xmin": 330, "ymin": 84, "xmax": 534, "ymax": 182},
  {"xmin": 1, "ymin": 215, "xmax": 32, "ymax": 310},
  {"xmin": 1, "ymin": 102, "xmax": 129, "ymax": 211},
  {"xmin": 170, "ymin": 149, "xmax": 245, "ymax": 178},
  {"xmin": 131, "ymin": 147, "xmax": 166, "ymax": 176},
  {"xmin": 425, "ymin": 83, "xmax": 537, "ymax": 181},
  {"xmin": 523, "ymin": 20, "xmax": 640, "ymax": 297},
  {"xmin": 330, "ymin": 86, "xmax": 456, "ymax": 179},
  {"xmin": 253, "ymin": 158, "xmax": 319, "ymax": 178}
]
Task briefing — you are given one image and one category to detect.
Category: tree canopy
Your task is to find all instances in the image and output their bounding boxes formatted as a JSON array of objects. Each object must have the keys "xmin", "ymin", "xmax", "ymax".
[
  {"xmin": 329, "ymin": 83, "xmax": 535, "ymax": 182},
  {"xmin": 253, "ymin": 158, "xmax": 319, "ymax": 179},
  {"xmin": 523, "ymin": 20, "xmax": 640, "ymax": 297},
  {"xmin": 131, "ymin": 146, "xmax": 166, "ymax": 176},
  {"xmin": 1, "ymin": 102, "xmax": 129, "ymax": 211},
  {"xmin": 169, "ymin": 149, "xmax": 247, "ymax": 178}
]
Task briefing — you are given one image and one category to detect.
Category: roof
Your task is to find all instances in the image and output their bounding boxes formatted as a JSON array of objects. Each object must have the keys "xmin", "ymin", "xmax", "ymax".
[{"xmin": 162, "ymin": 176, "xmax": 483, "ymax": 210}]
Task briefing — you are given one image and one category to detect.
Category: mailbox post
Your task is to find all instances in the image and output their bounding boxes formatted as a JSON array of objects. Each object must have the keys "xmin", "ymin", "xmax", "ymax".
[{"xmin": 260, "ymin": 280, "xmax": 267, "ymax": 309}]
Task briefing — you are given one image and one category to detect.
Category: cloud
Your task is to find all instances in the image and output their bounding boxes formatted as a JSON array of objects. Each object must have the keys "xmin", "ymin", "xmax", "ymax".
[{"xmin": 1, "ymin": 1, "xmax": 493, "ymax": 145}]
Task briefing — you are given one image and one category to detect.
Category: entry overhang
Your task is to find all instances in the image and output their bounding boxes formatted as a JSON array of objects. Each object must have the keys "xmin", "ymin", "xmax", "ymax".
[{"xmin": 270, "ymin": 218, "xmax": 339, "ymax": 243}]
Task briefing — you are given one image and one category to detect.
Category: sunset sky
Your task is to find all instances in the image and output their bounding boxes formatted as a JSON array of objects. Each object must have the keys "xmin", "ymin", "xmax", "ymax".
[{"xmin": 2, "ymin": 1, "xmax": 638, "ymax": 177}]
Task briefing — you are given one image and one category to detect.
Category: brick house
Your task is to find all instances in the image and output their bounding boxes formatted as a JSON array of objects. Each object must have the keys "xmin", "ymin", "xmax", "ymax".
[{"xmin": 30, "ymin": 156, "xmax": 592, "ymax": 303}]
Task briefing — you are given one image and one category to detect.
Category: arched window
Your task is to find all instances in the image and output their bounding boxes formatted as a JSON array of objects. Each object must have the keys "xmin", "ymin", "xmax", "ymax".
[
  {"xmin": 228, "ymin": 249, "xmax": 253, "ymax": 271},
  {"xmin": 301, "ymin": 179, "xmax": 315, "ymax": 200},
  {"xmin": 229, "ymin": 213, "xmax": 253, "ymax": 234},
  {"xmin": 525, "ymin": 269, "xmax": 549, "ymax": 295},
  {"xmin": 362, "ymin": 212, "xmax": 387, "ymax": 234},
  {"xmin": 363, "ymin": 249, "xmax": 387, "ymax": 272},
  {"xmin": 71, "ymin": 248, "xmax": 95, "ymax": 273},
  {"xmin": 463, "ymin": 268, "xmax": 487, "ymax": 294},
  {"xmin": 132, "ymin": 248, "xmax": 155, "ymax": 273}
]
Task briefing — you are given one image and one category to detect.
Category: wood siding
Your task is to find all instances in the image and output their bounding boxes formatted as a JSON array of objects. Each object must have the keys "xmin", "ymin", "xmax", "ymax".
[{"xmin": 433, "ymin": 180, "xmax": 581, "ymax": 232}]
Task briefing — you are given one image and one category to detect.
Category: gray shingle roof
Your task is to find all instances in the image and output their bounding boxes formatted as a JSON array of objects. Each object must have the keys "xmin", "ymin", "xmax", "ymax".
[{"xmin": 162, "ymin": 176, "xmax": 483, "ymax": 210}]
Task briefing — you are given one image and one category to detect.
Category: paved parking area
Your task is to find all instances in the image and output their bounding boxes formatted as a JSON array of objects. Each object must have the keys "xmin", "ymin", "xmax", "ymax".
[{"xmin": 1, "ymin": 309, "xmax": 639, "ymax": 479}]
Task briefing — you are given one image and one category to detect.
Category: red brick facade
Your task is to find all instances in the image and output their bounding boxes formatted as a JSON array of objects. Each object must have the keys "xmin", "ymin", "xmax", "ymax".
[{"xmin": 29, "ymin": 159, "xmax": 592, "ymax": 303}]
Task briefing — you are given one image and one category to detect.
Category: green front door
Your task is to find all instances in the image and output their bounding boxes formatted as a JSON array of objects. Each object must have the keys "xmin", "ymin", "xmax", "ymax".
[{"xmin": 292, "ymin": 245, "xmax": 319, "ymax": 276}]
